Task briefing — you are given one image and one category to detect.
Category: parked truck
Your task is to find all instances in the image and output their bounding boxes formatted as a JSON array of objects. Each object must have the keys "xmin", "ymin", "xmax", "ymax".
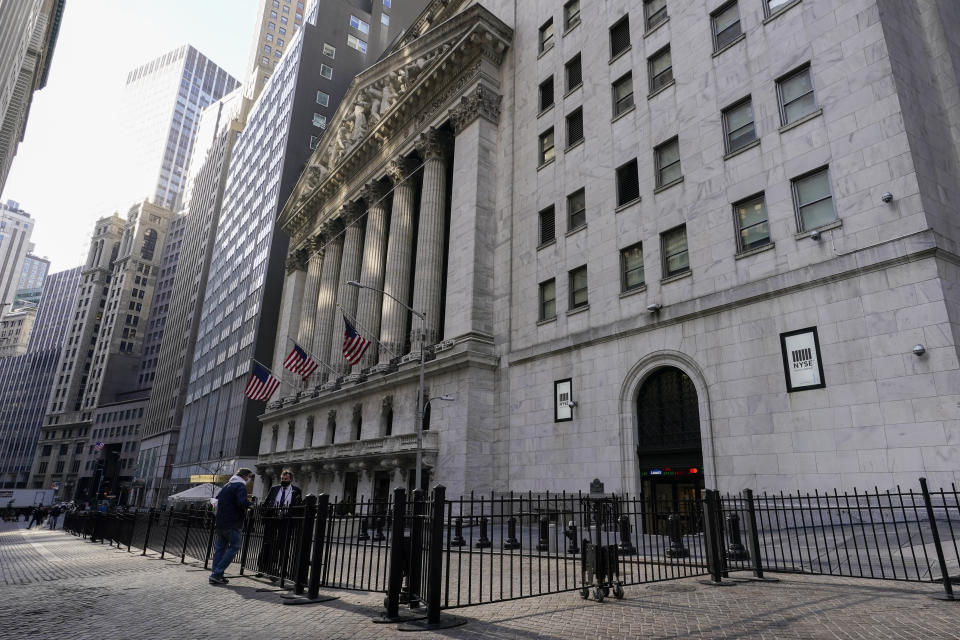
[{"xmin": 1, "ymin": 489, "xmax": 55, "ymax": 508}]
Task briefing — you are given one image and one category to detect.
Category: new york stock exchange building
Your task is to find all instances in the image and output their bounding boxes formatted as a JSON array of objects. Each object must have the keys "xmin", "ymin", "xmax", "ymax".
[{"xmin": 256, "ymin": 0, "xmax": 960, "ymax": 506}]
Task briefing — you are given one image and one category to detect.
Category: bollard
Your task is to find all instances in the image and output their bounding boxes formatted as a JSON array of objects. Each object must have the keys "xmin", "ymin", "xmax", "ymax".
[
  {"xmin": 742, "ymin": 489, "xmax": 778, "ymax": 581},
  {"xmin": 920, "ymin": 477, "xmax": 958, "ymax": 601},
  {"xmin": 475, "ymin": 516, "xmax": 492, "ymax": 548},
  {"xmin": 141, "ymin": 509, "xmax": 154, "ymax": 556},
  {"xmin": 180, "ymin": 510, "xmax": 193, "ymax": 563},
  {"xmin": 564, "ymin": 521, "xmax": 580, "ymax": 554},
  {"xmin": 536, "ymin": 515, "xmax": 550, "ymax": 551},
  {"xmin": 618, "ymin": 514, "xmax": 636, "ymax": 555},
  {"xmin": 384, "ymin": 488, "xmax": 406, "ymax": 619},
  {"xmin": 666, "ymin": 513, "xmax": 689, "ymax": 557},
  {"xmin": 372, "ymin": 516, "xmax": 386, "ymax": 542},
  {"xmin": 406, "ymin": 489, "xmax": 424, "ymax": 609},
  {"xmin": 238, "ymin": 508, "xmax": 253, "ymax": 575},
  {"xmin": 358, "ymin": 516, "xmax": 370, "ymax": 541},
  {"xmin": 503, "ymin": 516, "xmax": 521, "ymax": 549},
  {"xmin": 724, "ymin": 512, "xmax": 750, "ymax": 561},
  {"xmin": 308, "ymin": 494, "xmax": 330, "ymax": 599},
  {"xmin": 160, "ymin": 510, "xmax": 173, "ymax": 558},
  {"xmin": 203, "ymin": 510, "xmax": 215, "ymax": 569},
  {"xmin": 294, "ymin": 496, "xmax": 318, "ymax": 594},
  {"xmin": 450, "ymin": 516, "xmax": 465, "ymax": 546}
]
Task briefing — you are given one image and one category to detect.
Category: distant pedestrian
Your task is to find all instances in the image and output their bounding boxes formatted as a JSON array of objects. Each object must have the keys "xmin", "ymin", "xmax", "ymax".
[
  {"xmin": 208, "ymin": 468, "xmax": 254, "ymax": 585},
  {"xmin": 47, "ymin": 505, "xmax": 61, "ymax": 530},
  {"xmin": 26, "ymin": 506, "xmax": 43, "ymax": 529}
]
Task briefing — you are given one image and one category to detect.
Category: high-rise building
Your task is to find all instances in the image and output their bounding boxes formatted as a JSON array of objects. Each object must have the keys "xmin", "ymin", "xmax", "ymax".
[
  {"xmin": 13, "ymin": 253, "xmax": 49, "ymax": 309},
  {"xmin": 0, "ymin": 0, "xmax": 65, "ymax": 194},
  {"xmin": 0, "ymin": 200, "xmax": 35, "ymax": 313},
  {"xmin": 0, "ymin": 306, "xmax": 37, "ymax": 358},
  {"xmin": 115, "ymin": 45, "xmax": 239, "ymax": 212},
  {"xmin": 0, "ymin": 266, "xmax": 80, "ymax": 488}
]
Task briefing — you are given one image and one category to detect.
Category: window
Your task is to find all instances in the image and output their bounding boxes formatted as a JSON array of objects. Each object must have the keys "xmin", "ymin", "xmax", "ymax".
[
  {"xmin": 777, "ymin": 65, "xmax": 817, "ymax": 125},
  {"xmin": 350, "ymin": 15, "xmax": 370, "ymax": 34},
  {"xmin": 539, "ymin": 279, "xmax": 556, "ymax": 321},
  {"xmin": 275, "ymin": 50, "xmax": 282, "ymax": 58},
  {"xmin": 648, "ymin": 46, "xmax": 673, "ymax": 93},
  {"xmin": 381, "ymin": 13, "xmax": 389, "ymax": 26},
  {"xmin": 616, "ymin": 159, "xmax": 640, "ymax": 206},
  {"xmin": 566, "ymin": 108, "xmax": 584, "ymax": 147},
  {"xmin": 264, "ymin": 44, "xmax": 272, "ymax": 53},
  {"xmin": 712, "ymin": 1, "xmax": 742, "ymax": 51},
  {"xmin": 282, "ymin": 4, "xmax": 289, "ymax": 12},
  {"xmin": 612, "ymin": 72, "xmax": 634, "ymax": 116},
  {"xmin": 662, "ymin": 226, "xmax": 689, "ymax": 277},
  {"xmin": 723, "ymin": 97, "xmax": 755, "ymax": 153},
  {"xmin": 539, "ymin": 18, "xmax": 554, "ymax": 53},
  {"xmin": 277, "ymin": 39, "xmax": 284, "ymax": 47},
  {"xmin": 313, "ymin": 113, "xmax": 327, "ymax": 128},
  {"xmin": 266, "ymin": 33, "xmax": 273, "ymax": 42},
  {"xmin": 621, "ymin": 244, "xmax": 645, "ymax": 291},
  {"xmin": 268, "ymin": 21, "xmax": 275, "ymax": 29},
  {"xmin": 792, "ymin": 168, "xmax": 836, "ymax": 230},
  {"xmin": 765, "ymin": 0, "xmax": 794, "ymax": 16},
  {"xmin": 347, "ymin": 34, "xmax": 368, "ymax": 53},
  {"xmin": 539, "ymin": 206, "xmax": 556, "ymax": 245},
  {"xmin": 383, "ymin": 0, "xmax": 391, "ymax": 6},
  {"xmin": 539, "ymin": 76, "xmax": 554, "ymax": 112},
  {"xmin": 644, "ymin": 0, "xmax": 668, "ymax": 30},
  {"xmin": 567, "ymin": 188, "xmax": 586, "ymax": 230},
  {"xmin": 320, "ymin": 64, "xmax": 333, "ymax": 79},
  {"xmin": 654, "ymin": 137, "xmax": 682, "ymax": 187},
  {"xmin": 316, "ymin": 90, "xmax": 329, "ymax": 106},
  {"xmin": 270, "ymin": 10, "xmax": 277, "ymax": 18},
  {"xmin": 564, "ymin": 0, "xmax": 581, "ymax": 30},
  {"xmin": 323, "ymin": 43, "xmax": 336, "ymax": 58},
  {"xmin": 569, "ymin": 266, "xmax": 588, "ymax": 310},
  {"xmin": 565, "ymin": 54, "xmax": 582, "ymax": 92},
  {"xmin": 734, "ymin": 194, "xmax": 770, "ymax": 252},
  {"xmin": 539, "ymin": 128, "xmax": 555, "ymax": 165},
  {"xmin": 610, "ymin": 16, "xmax": 630, "ymax": 58}
]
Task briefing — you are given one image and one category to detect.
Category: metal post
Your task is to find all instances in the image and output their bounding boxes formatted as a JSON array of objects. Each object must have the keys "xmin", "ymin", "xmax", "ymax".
[
  {"xmin": 475, "ymin": 516, "xmax": 491, "ymax": 548},
  {"xmin": 408, "ymin": 489, "xmax": 424, "ymax": 608},
  {"xmin": 238, "ymin": 508, "xmax": 253, "ymax": 575},
  {"xmin": 295, "ymin": 496, "xmax": 317, "ymax": 595},
  {"xmin": 141, "ymin": 509, "xmax": 154, "ymax": 556},
  {"xmin": 358, "ymin": 516, "xmax": 370, "ymax": 541},
  {"xmin": 920, "ymin": 477, "xmax": 957, "ymax": 601},
  {"xmin": 180, "ymin": 509, "xmax": 193, "ymax": 563},
  {"xmin": 564, "ymin": 521, "xmax": 580, "ymax": 554},
  {"xmin": 384, "ymin": 487, "xmax": 407, "ymax": 619},
  {"xmin": 451, "ymin": 516, "xmax": 465, "ymax": 546},
  {"xmin": 536, "ymin": 515, "xmax": 550, "ymax": 551},
  {"xmin": 618, "ymin": 514, "xmax": 636, "ymax": 555},
  {"xmin": 426, "ymin": 485, "xmax": 445, "ymax": 624},
  {"xmin": 699, "ymin": 490, "xmax": 734, "ymax": 586},
  {"xmin": 308, "ymin": 494, "xmax": 330, "ymax": 599},
  {"xmin": 203, "ymin": 509, "xmax": 215, "ymax": 570},
  {"xmin": 666, "ymin": 513, "xmax": 689, "ymax": 558},
  {"xmin": 725, "ymin": 512, "xmax": 749, "ymax": 561},
  {"xmin": 160, "ymin": 510, "xmax": 173, "ymax": 559},
  {"xmin": 504, "ymin": 516, "xmax": 521, "ymax": 549},
  {"xmin": 277, "ymin": 508, "xmax": 292, "ymax": 588},
  {"xmin": 415, "ymin": 332, "xmax": 425, "ymax": 493},
  {"xmin": 741, "ymin": 489, "xmax": 778, "ymax": 582}
]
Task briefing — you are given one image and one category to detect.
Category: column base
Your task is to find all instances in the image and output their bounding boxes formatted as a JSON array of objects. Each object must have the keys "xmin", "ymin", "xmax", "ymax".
[
  {"xmin": 370, "ymin": 363, "xmax": 398, "ymax": 375},
  {"xmin": 320, "ymin": 379, "xmax": 342, "ymax": 392},
  {"xmin": 342, "ymin": 373, "xmax": 367, "ymax": 385}
]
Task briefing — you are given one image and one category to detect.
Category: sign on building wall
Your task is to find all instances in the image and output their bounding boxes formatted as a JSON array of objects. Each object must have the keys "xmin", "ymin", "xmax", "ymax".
[
  {"xmin": 554, "ymin": 378, "xmax": 573, "ymax": 422},
  {"xmin": 779, "ymin": 327, "xmax": 825, "ymax": 392}
]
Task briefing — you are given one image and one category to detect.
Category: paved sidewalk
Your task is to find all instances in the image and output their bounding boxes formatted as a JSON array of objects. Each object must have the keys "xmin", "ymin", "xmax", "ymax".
[{"xmin": 1, "ymin": 521, "xmax": 958, "ymax": 639}]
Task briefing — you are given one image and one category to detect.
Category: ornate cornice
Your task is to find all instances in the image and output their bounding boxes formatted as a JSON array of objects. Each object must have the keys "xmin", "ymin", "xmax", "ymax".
[
  {"xmin": 449, "ymin": 84, "xmax": 502, "ymax": 134},
  {"xmin": 361, "ymin": 180, "xmax": 389, "ymax": 207},
  {"xmin": 415, "ymin": 127, "xmax": 451, "ymax": 161},
  {"xmin": 386, "ymin": 157, "xmax": 419, "ymax": 184},
  {"xmin": 285, "ymin": 248, "xmax": 308, "ymax": 274},
  {"xmin": 340, "ymin": 202, "xmax": 364, "ymax": 226}
]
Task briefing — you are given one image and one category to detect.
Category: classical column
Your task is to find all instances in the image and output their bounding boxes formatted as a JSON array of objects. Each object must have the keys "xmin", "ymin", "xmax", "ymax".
[
  {"xmin": 273, "ymin": 248, "xmax": 308, "ymax": 387},
  {"xmin": 329, "ymin": 203, "xmax": 365, "ymax": 381},
  {"xmin": 312, "ymin": 219, "xmax": 344, "ymax": 371},
  {"xmin": 297, "ymin": 235, "xmax": 324, "ymax": 353},
  {"xmin": 410, "ymin": 128, "xmax": 451, "ymax": 354},
  {"xmin": 377, "ymin": 157, "xmax": 419, "ymax": 370},
  {"xmin": 353, "ymin": 180, "xmax": 390, "ymax": 372}
]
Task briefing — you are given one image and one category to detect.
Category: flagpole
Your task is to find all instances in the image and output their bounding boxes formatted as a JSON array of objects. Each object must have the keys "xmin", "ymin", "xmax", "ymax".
[
  {"xmin": 250, "ymin": 358, "xmax": 300, "ymax": 394},
  {"xmin": 336, "ymin": 304, "xmax": 401, "ymax": 360},
  {"xmin": 285, "ymin": 335, "xmax": 339, "ymax": 377}
]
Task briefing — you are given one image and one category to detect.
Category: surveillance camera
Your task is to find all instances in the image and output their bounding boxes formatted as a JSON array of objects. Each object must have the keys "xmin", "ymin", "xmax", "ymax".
[
  {"xmin": 881, "ymin": 192, "xmax": 893, "ymax": 203},
  {"xmin": 810, "ymin": 230, "xmax": 820, "ymax": 241},
  {"xmin": 646, "ymin": 303, "xmax": 661, "ymax": 313},
  {"xmin": 913, "ymin": 344, "xmax": 926, "ymax": 357},
  {"xmin": 566, "ymin": 400, "xmax": 577, "ymax": 408}
]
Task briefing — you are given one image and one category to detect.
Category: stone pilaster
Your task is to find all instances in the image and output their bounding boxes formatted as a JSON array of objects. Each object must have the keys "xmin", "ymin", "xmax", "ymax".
[
  {"xmin": 329, "ymin": 203, "xmax": 366, "ymax": 381},
  {"xmin": 377, "ymin": 157, "xmax": 419, "ymax": 369},
  {"xmin": 312, "ymin": 220, "xmax": 344, "ymax": 370},
  {"xmin": 297, "ymin": 235, "xmax": 324, "ymax": 354},
  {"xmin": 410, "ymin": 128, "xmax": 451, "ymax": 353},
  {"xmin": 353, "ymin": 180, "xmax": 390, "ymax": 372}
]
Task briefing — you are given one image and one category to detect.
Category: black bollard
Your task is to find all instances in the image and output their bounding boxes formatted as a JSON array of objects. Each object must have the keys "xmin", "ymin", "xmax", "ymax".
[
  {"xmin": 617, "ymin": 514, "xmax": 636, "ymax": 555},
  {"xmin": 372, "ymin": 516, "xmax": 386, "ymax": 542},
  {"xmin": 450, "ymin": 516, "xmax": 465, "ymax": 546},
  {"xmin": 475, "ymin": 516, "xmax": 491, "ymax": 548},
  {"xmin": 564, "ymin": 521, "xmax": 580, "ymax": 554},
  {"xmin": 666, "ymin": 513, "xmax": 689, "ymax": 558},
  {"xmin": 536, "ymin": 515, "xmax": 550, "ymax": 551},
  {"xmin": 358, "ymin": 516, "xmax": 370, "ymax": 541},
  {"xmin": 503, "ymin": 516, "xmax": 521, "ymax": 549},
  {"xmin": 724, "ymin": 512, "xmax": 749, "ymax": 561}
]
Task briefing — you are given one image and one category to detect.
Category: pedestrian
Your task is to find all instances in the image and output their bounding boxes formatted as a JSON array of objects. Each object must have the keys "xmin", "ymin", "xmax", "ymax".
[
  {"xmin": 26, "ymin": 506, "xmax": 43, "ymax": 529},
  {"xmin": 256, "ymin": 468, "xmax": 302, "ymax": 580},
  {"xmin": 47, "ymin": 505, "xmax": 62, "ymax": 530},
  {"xmin": 208, "ymin": 468, "xmax": 254, "ymax": 585}
]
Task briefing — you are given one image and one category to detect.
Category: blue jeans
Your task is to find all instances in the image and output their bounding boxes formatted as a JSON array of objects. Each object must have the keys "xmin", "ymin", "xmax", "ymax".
[{"xmin": 210, "ymin": 528, "xmax": 243, "ymax": 578}]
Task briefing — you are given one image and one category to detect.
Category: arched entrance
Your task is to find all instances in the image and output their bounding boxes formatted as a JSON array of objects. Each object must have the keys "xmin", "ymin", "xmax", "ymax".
[{"xmin": 636, "ymin": 367, "xmax": 704, "ymax": 531}]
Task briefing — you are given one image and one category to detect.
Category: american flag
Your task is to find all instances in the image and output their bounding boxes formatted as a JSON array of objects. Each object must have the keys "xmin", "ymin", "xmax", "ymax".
[
  {"xmin": 342, "ymin": 314, "xmax": 370, "ymax": 365},
  {"xmin": 283, "ymin": 341, "xmax": 319, "ymax": 380},
  {"xmin": 93, "ymin": 441, "xmax": 104, "ymax": 452},
  {"xmin": 244, "ymin": 362, "xmax": 280, "ymax": 401}
]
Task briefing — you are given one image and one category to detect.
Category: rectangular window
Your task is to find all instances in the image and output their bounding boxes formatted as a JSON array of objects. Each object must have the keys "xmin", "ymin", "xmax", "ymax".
[
  {"xmin": 566, "ymin": 108, "xmax": 584, "ymax": 147},
  {"xmin": 655, "ymin": 137, "xmax": 682, "ymax": 187},
  {"xmin": 383, "ymin": 0, "xmax": 391, "ymax": 6},
  {"xmin": 616, "ymin": 159, "xmax": 640, "ymax": 206},
  {"xmin": 565, "ymin": 54, "xmax": 582, "ymax": 92},
  {"xmin": 539, "ymin": 76, "xmax": 554, "ymax": 112},
  {"xmin": 712, "ymin": 1, "xmax": 742, "ymax": 51},
  {"xmin": 734, "ymin": 194, "xmax": 770, "ymax": 252},
  {"xmin": 792, "ymin": 168, "xmax": 836, "ymax": 231},
  {"xmin": 323, "ymin": 43, "xmax": 336, "ymax": 58},
  {"xmin": 539, "ymin": 205, "xmax": 556, "ymax": 245},
  {"xmin": 662, "ymin": 225, "xmax": 689, "ymax": 277},
  {"xmin": 270, "ymin": 10, "xmax": 277, "ymax": 18},
  {"xmin": 644, "ymin": 0, "xmax": 668, "ymax": 30},
  {"xmin": 313, "ymin": 113, "xmax": 327, "ymax": 128},
  {"xmin": 266, "ymin": 33, "xmax": 273, "ymax": 42},
  {"xmin": 263, "ymin": 44, "xmax": 271, "ymax": 53},
  {"xmin": 567, "ymin": 188, "xmax": 586, "ymax": 230},
  {"xmin": 347, "ymin": 34, "xmax": 368, "ymax": 53},
  {"xmin": 610, "ymin": 16, "xmax": 630, "ymax": 58},
  {"xmin": 350, "ymin": 15, "xmax": 370, "ymax": 34},
  {"xmin": 648, "ymin": 46, "xmax": 673, "ymax": 93},
  {"xmin": 320, "ymin": 64, "xmax": 333, "ymax": 79},
  {"xmin": 723, "ymin": 97, "xmax": 755, "ymax": 153},
  {"xmin": 612, "ymin": 72, "xmax": 634, "ymax": 116},
  {"xmin": 539, "ymin": 279, "xmax": 556, "ymax": 321},
  {"xmin": 539, "ymin": 128, "xmax": 555, "ymax": 165},
  {"xmin": 621, "ymin": 243, "xmax": 645, "ymax": 291},
  {"xmin": 381, "ymin": 13, "xmax": 389, "ymax": 26},
  {"xmin": 564, "ymin": 0, "xmax": 581, "ymax": 30},
  {"xmin": 274, "ymin": 50, "xmax": 282, "ymax": 58},
  {"xmin": 765, "ymin": 0, "xmax": 794, "ymax": 16},
  {"xmin": 316, "ymin": 90, "xmax": 329, "ymax": 106},
  {"xmin": 568, "ymin": 266, "xmax": 588, "ymax": 310},
  {"xmin": 539, "ymin": 18, "xmax": 554, "ymax": 53},
  {"xmin": 778, "ymin": 65, "xmax": 817, "ymax": 125}
]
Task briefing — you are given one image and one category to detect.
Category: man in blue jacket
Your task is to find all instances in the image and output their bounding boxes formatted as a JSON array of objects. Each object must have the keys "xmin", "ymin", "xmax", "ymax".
[{"xmin": 209, "ymin": 468, "xmax": 254, "ymax": 585}]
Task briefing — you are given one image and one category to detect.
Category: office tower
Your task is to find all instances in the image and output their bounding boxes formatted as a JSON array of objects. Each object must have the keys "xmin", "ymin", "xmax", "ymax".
[
  {"xmin": 0, "ymin": 200, "xmax": 35, "ymax": 313},
  {"xmin": 115, "ymin": 45, "xmax": 239, "ymax": 212},
  {"xmin": 13, "ymin": 253, "xmax": 50, "ymax": 309},
  {"xmin": 0, "ymin": 266, "xmax": 80, "ymax": 488},
  {"xmin": 0, "ymin": 306, "xmax": 37, "ymax": 358},
  {"xmin": 0, "ymin": 0, "xmax": 65, "ymax": 194}
]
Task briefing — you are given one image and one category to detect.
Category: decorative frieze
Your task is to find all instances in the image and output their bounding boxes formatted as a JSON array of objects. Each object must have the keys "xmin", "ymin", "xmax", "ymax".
[{"xmin": 449, "ymin": 84, "xmax": 502, "ymax": 134}]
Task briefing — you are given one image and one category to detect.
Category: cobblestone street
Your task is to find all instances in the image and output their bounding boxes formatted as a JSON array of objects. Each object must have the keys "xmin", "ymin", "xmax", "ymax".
[{"xmin": 2, "ymin": 520, "xmax": 959, "ymax": 639}]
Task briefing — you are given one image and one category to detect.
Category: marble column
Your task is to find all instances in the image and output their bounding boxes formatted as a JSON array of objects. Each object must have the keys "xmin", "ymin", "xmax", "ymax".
[
  {"xmin": 410, "ymin": 128, "xmax": 451, "ymax": 354},
  {"xmin": 312, "ymin": 220, "xmax": 344, "ymax": 372},
  {"xmin": 353, "ymin": 180, "xmax": 390, "ymax": 373},
  {"xmin": 377, "ymin": 157, "xmax": 419, "ymax": 369},
  {"xmin": 297, "ymin": 235, "xmax": 324, "ymax": 353},
  {"xmin": 329, "ymin": 203, "xmax": 365, "ymax": 381},
  {"xmin": 273, "ymin": 249, "xmax": 308, "ymax": 387}
]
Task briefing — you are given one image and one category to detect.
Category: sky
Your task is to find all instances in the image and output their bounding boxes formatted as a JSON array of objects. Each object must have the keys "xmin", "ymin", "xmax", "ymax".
[{"xmin": 1, "ymin": 0, "xmax": 257, "ymax": 272}]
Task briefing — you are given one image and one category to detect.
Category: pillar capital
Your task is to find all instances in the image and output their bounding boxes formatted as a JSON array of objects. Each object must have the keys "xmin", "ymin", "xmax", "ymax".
[
  {"xmin": 361, "ymin": 180, "xmax": 389, "ymax": 207},
  {"xmin": 320, "ymin": 217, "xmax": 344, "ymax": 238},
  {"xmin": 339, "ymin": 201, "xmax": 365, "ymax": 226},
  {"xmin": 386, "ymin": 157, "xmax": 419, "ymax": 185},
  {"xmin": 285, "ymin": 248, "xmax": 309, "ymax": 273},
  {"xmin": 415, "ymin": 127, "xmax": 451, "ymax": 162},
  {"xmin": 449, "ymin": 84, "xmax": 502, "ymax": 135}
]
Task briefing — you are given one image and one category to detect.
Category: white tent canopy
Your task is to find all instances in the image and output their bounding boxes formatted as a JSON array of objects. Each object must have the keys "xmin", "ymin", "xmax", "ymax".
[{"xmin": 167, "ymin": 483, "xmax": 219, "ymax": 502}]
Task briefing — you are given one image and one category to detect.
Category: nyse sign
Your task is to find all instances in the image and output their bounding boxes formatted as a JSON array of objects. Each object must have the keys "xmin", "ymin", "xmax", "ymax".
[{"xmin": 780, "ymin": 327, "xmax": 825, "ymax": 392}]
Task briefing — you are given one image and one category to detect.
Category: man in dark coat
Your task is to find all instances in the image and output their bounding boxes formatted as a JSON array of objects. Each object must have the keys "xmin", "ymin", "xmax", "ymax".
[
  {"xmin": 256, "ymin": 469, "xmax": 302, "ymax": 579},
  {"xmin": 208, "ymin": 468, "xmax": 253, "ymax": 585}
]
